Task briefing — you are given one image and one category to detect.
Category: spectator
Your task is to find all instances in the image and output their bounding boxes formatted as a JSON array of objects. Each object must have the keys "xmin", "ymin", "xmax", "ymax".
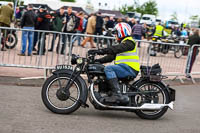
[
  {"xmin": 172, "ymin": 27, "xmax": 181, "ymax": 37},
  {"xmin": 32, "ymin": 9, "xmax": 39, "ymax": 51},
  {"xmin": 33, "ymin": 5, "xmax": 51, "ymax": 55},
  {"xmin": 81, "ymin": 13, "xmax": 96, "ymax": 48},
  {"xmin": 60, "ymin": 7, "xmax": 78, "ymax": 54},
  {"xmin": 15, "ymin": 7, "xmax": 22, "ymax": 19},
  {"xmin": 71, "ymin": 11, "xmax": 84, "ymax": 46},
  {"xmin": 18, "ymin": 4, "xmax": 36, "ymax": 56},
  {"xmin": 128, "ymin": 18, "xmax": 136, "ymax": 29},
  {"xmin": 14, "ymin": 7, "xmax": 22, "ymax": 28},
  {"xmin": 132, "ymin": 21, "xmax": 144, "ymax": 47},
  {"xmin": 124, "ymin": 16, "xmax": 129, "ymax": 23},
  {"xmin": 181, "ymin": 28, "xmax": 188, "ymax": 37},
  {"xmin": 186, "ymin": 29, "xmax": 200, "ymax": 77},
  {"xmin": 116, "ymin": 18, "xmax": 122, "ymax": 24},
  {"xmin": 82, "ymin": 15, "xmax": 88, "ymax": 33},
  {"xmin": 95, "ymin": 12, "xmax": 103, "ymax": 35},
  {"xmin": 106, "ymin": 16, "xmax": 115, "ymax": 29},
  {"xmin": 103, "ymin": 16, "xmax": 109, "ymax": 31},
  {"xmin": 0, "ymin": 3, "xmax": 14, "ymax": 51},
  {"xmin": 48, "ymin": 7, "xmax": 65, "ymax": 52}
]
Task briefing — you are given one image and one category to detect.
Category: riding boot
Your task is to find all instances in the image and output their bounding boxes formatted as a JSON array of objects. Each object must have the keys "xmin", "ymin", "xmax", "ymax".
[
  {"xmin": 106, "ymin": 78, "xmax": 129, "ymax": 104},
  {"xmin": 1, "ymin": 37, "xmax": 6, "ymax": 51}
]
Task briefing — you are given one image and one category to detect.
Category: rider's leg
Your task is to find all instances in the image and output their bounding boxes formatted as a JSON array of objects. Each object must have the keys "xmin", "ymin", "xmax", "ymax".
[{"xmin": 104, "ymin": 64, "xmax": 137, "ymax": 104}]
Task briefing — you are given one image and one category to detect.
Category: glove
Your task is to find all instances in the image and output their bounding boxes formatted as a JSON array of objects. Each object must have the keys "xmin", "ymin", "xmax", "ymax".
[
  {"xmin": 88, "ymin": 49, "xmax": 105, "ymax": 55},
  {"xmin": 88, "ymin": 49, "xmax": 98, "ymax": 55},
  {"xmin": 94, "ymin": 59, "xmax": 101, "ymax": 63}
]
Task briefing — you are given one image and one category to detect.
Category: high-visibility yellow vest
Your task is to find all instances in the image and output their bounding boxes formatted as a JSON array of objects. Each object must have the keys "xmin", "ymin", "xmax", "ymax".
[
  {"xmin": 115, "ymin": 37, "xmax": 140, "ymax": 72},
  {"xmin": 154, "ymin": 25, "xmax": 164, "ymax": 37}
]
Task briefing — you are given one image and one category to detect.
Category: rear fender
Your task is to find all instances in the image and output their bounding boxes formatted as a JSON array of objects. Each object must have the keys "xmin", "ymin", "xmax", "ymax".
[{"xmin": 132, "ymin": 78, "xmax": 175, "ymax": 103}]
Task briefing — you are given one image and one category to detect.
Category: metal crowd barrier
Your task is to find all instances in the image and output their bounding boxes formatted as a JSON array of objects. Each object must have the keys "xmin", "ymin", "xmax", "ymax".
[
  {"xmin": 0, "ymin": 26, "xmax": 199, "ymax": 83},
  {"xmin": 185, "ymin": 44, "xmax": 200, "ymax": 83},
  {"xmin": 0, "ymin": 27, "xmax": 73, "ymax": 69}
]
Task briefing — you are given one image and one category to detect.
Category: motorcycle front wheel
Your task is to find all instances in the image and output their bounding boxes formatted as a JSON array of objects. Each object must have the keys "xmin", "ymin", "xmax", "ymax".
[
  {"xmin": 41, "ymin": 73, "xmax": 85, "ymax": 114},
  {"xmin": 133, "ymin": 80, "xmax": 170, "ymax": 120}
]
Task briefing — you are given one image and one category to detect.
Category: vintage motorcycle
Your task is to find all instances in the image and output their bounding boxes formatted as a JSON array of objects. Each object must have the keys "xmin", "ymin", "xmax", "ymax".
[
  {"xmin": 41, "ymin": 53, "xmax": 175, "ymax": 120},
  {"xmin": 148, "ymin": 36, "xmax": 184, "ymax": 58}
]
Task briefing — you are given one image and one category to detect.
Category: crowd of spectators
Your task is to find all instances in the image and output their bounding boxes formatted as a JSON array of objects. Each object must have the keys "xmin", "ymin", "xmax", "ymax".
[{"xmin": 0, "ymin": 3, "xmax": 199, "ymax": 57}]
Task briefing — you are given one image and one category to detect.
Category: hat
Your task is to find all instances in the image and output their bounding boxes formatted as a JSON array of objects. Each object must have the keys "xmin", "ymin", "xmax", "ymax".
[
  {"xmin": 39, "ymin": 5, "xmax": 46, "ymax": 10},
  {"xmin": 28, "ymin": 4, "xmax": 33, "ymax": 8}
]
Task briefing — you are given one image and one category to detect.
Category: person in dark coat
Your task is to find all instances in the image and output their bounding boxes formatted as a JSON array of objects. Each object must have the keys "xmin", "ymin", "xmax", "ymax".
[
  {"xmin": 33, "ymin": 5, "xmax": 51, "ymax": 55},
  {"xmin": 48, "ymin": 7, "xmax": 65, "ymax": 52},
  {"xmin": 186, "ymin": 29, "xmax": 200, "ymax": 77},
  {"xmin": 0, "ymin": 3, "xmax": 14, "ymax": 51},
  {"xmin": 18, "ymin": 4, "xmax": 36, "ymax": 56},
  {"xmin": 106, "ymin": 16, "xmax": 115, "ymax": 29}
]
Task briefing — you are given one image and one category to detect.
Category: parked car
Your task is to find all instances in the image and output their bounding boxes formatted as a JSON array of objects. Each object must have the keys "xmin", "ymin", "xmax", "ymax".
[
  {"xmin": 165, "ymin": 20, "xmax": 179, "ymax": 29},
  {"xmin": 140, "ymin": 14, "xmax": 156, "ymax": 26}
]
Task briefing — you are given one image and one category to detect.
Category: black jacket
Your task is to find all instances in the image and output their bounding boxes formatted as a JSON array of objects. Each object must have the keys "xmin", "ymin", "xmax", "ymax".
[
  {"xmin": 106, "ymin": 20, "xmax": 115, "ymax": 29},
  {"xmin": 188, "ymin": 34, "xmax": 200, "ymax": 46},
  {"xmin": 36, "ymin": 11, "xmax": 51, "ymax": 30},
  {"xmin": 21, "ymin": 10, "xmax": 36, "ymax": 28},
  {"xmin": 97, "ymin": 38, "xmax": 136, "ymax": 63},
  {"xmin": 96, "ymin": 16, "xmax": 103, "ymax": 29}
]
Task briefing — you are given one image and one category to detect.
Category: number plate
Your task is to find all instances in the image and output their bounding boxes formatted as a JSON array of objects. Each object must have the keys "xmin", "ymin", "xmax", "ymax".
[{"xmin": 55, "ymin": 65, "xmax": 73, "ymax": 70}]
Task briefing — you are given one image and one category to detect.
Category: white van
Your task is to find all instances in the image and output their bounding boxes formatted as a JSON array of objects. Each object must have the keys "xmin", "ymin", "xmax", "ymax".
[
  {"xmin": 140, "ymin": 14, "xmax": 156, "ymax": 26},
  {"xmin": 126, "ymin": 12, "xmax": 141, "ymax": 21}
]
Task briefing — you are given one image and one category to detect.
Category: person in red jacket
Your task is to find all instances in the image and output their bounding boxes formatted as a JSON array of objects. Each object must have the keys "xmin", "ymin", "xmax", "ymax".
[{"xmin": 71, "ymin": 11, "xmax": 84, "ymax": 46}]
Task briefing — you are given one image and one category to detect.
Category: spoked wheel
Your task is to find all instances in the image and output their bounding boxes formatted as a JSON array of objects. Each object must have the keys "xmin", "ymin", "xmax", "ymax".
[
  {"xmin": 174, "ymin": 46, "xmax": 183, "ymax": 58},
  {"xmin": 133, "ymin": 80, "xmax": 170, "ymax": 120},
  {"xmin": 5, "ymin": 33, "xmax": 18, "ymax": 49},
  {"xmin": 41, "ymin": 73, "xmax": 84, "ymax": 114}
]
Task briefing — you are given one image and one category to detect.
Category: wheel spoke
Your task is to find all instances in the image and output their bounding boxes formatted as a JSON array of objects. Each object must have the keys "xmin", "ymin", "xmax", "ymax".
[{"xmin": 69, "ymin": 96, "xmax": 78, "ymax": 103}]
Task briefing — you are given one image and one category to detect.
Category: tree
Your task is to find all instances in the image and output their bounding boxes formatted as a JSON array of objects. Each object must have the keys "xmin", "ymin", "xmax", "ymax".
[
  {"xmin": 170, "ymin": 12, "xmax": 178, "ymax": 21},
  {"xmin": 141, "ymin": 0, "xmax": 158, "ymax": 16},
  {"xmin": 119, "ymin": 0, "xmax": 158, "ymax": 16},
  {"xmin": 189, "ymin": 15, "xmax": 199, "ymax": 21},
  {"xmin": 60, "ymin": 0, "xmax": 76, "ymax": 2}
]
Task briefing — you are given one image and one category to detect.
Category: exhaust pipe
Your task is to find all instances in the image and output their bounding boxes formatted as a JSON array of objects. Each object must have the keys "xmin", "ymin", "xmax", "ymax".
[
  {"xmin": 139, "ymin": 102, "xmax": 174, "ymax": 110},
  {"xmin": 90, "ymin": 83, "xmax": 174, "ymax": 110}
]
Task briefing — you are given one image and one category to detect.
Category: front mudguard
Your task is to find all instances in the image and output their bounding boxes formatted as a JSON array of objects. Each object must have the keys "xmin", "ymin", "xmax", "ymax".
[
  {"xmin": 132, "ymin": 78, "xmax": 175, "ymax": 103},
  {"xmin": 52, "ymin": 69, "xmax": 88, "ymax": 107}
]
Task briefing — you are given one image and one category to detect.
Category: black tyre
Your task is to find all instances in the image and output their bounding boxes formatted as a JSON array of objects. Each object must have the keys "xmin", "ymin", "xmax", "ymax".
[
  {"xmin": 41, "ymin": 73, "xmax": 86, "ymax": 114},
  {"xmin": 174, "ymin": 46, "xmax": 183, "ymax": 58},
  {"xmin": 5, "ymin": 33, "xmax": 18, "ymax": 49},
  {"xmin": 133, "ymin": 80, "xmax": 170, "ymax": 120}
]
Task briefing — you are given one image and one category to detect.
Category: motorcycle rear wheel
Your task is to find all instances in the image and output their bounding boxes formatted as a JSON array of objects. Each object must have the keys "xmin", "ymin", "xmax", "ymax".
[{"xmin": 133, "ymin": 80, "xmax": 170, "ymax": 120}]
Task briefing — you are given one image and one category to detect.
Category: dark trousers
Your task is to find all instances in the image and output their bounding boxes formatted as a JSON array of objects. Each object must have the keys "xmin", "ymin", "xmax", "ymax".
[
  {"xmin": 188, "ymin": 47, "xmax": 199, "ymax": 73},
  {"xmin": 60, "ymin": 34, "xmax": 72, "ymax": 54},
  {"xmin": 49, "ymin": 33, "xmax": 60, "ymax": 51},
  {"xmin": 133, "ymin": 34, "xmax": 142, "ymax": 47},
  {"xmin": 0, "ymin": 22, "xmax": 9, "ymax": 50},
  {"xmin": 37, "ymin": 32, "xmax": 47, "ymax": 55}
]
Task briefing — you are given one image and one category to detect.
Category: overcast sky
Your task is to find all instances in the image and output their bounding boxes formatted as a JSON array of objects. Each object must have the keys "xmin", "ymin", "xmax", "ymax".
[
  {"xmin": 77, "ymin": 0, "xmax": 200, "ymax": 22},
  {"xmin": 23, "ymin": 0, "xmax": 199, "ymax": 22}
]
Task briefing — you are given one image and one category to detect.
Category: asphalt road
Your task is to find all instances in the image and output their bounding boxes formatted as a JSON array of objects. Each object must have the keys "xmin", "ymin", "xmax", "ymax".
[{"xmin": 0, "ymin": 84, "xmax": 200, "ymax": 133}]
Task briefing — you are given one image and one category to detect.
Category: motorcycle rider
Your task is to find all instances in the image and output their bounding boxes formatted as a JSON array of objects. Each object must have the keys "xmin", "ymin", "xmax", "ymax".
[
  {"xmin": 152, "ymin": 22, "xmax": 164, "ymax": 37},
  {"xmin": 151, "ymin": 22, "xmax": 165, "ymax": 54},
  {"xmin": 88, "ymin": 22, "xmax": 140, "ymax": 104}
]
